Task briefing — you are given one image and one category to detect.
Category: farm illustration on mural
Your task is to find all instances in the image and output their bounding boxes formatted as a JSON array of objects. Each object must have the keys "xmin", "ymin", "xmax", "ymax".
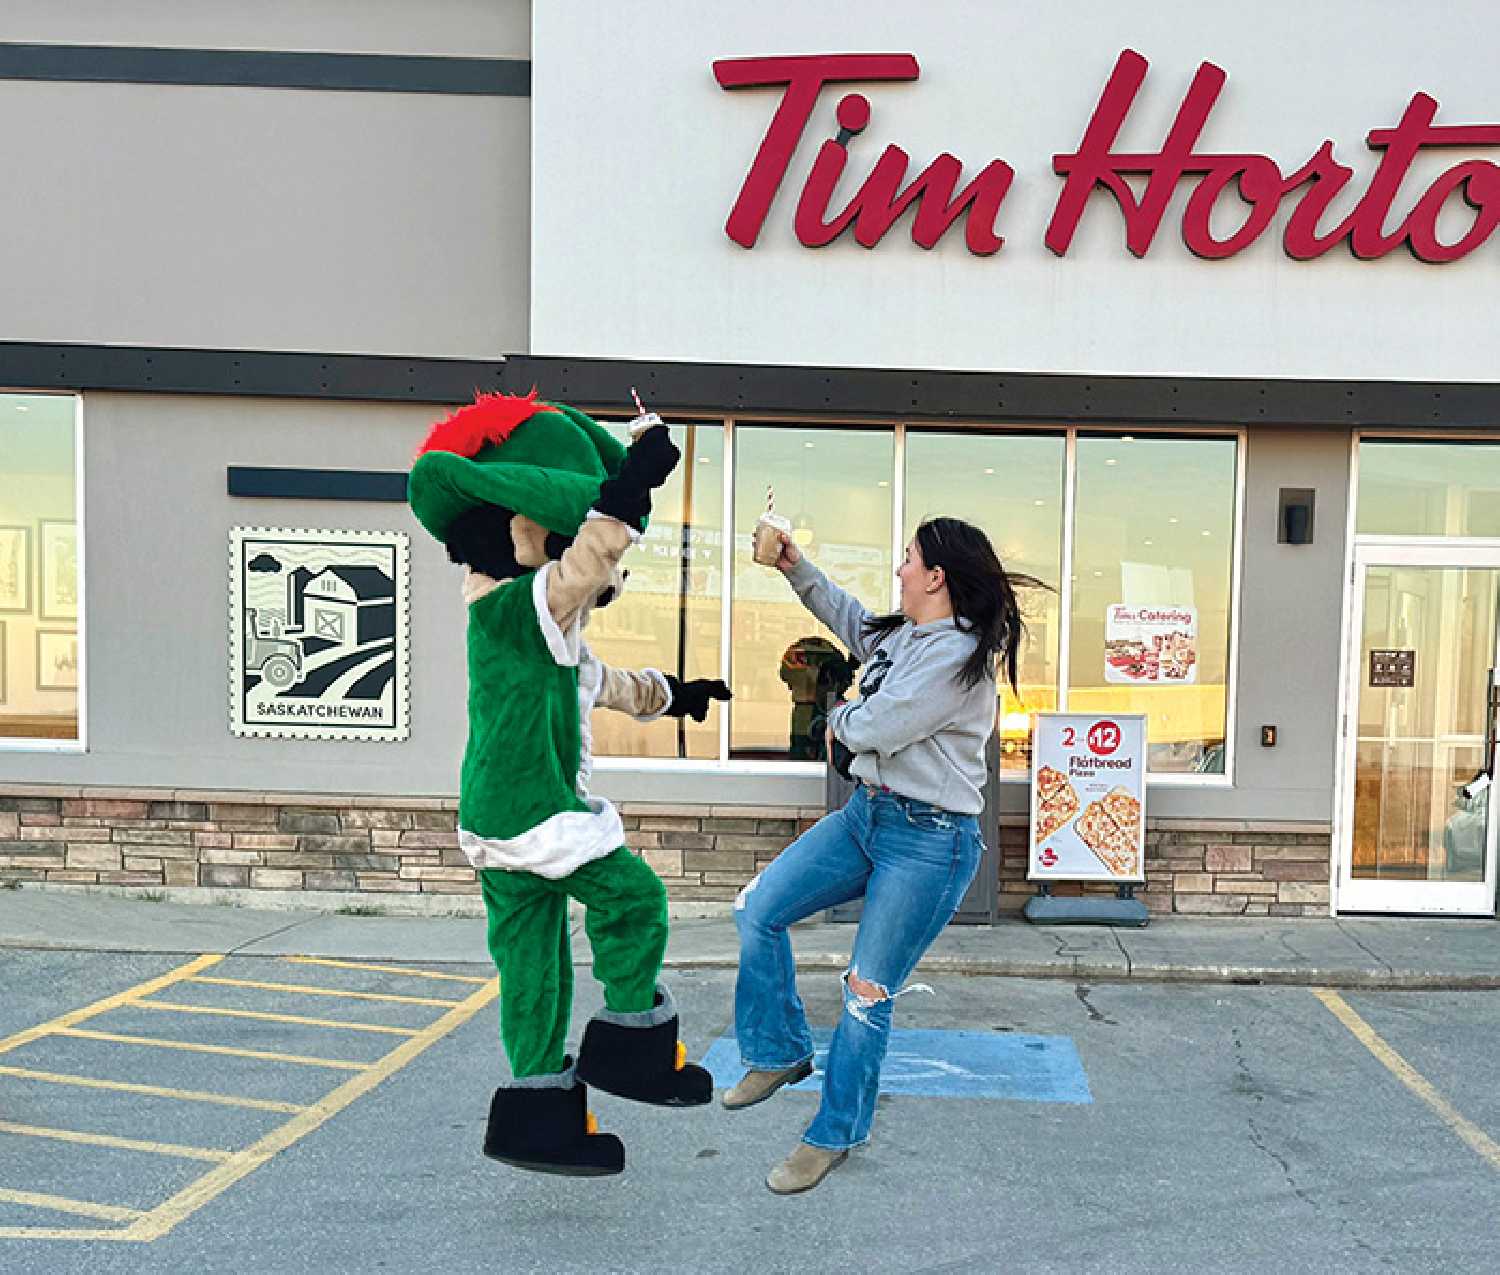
[{"xmin": 230, "ymin": 529, "xmax": 409, "ymax": 740}]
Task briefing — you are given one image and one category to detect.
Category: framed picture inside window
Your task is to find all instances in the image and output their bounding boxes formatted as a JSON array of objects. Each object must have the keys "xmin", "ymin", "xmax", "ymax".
[
  {"xmin": 39, "ymin": 521, "xmax": 77, "ymax": 621},
  {"xmin": 0, "ymin": 526, "xmax": 28, "ymax": 613},
  {"xmin": 37, "ymin": 629, "xmax": 78, "ymax": 691}
]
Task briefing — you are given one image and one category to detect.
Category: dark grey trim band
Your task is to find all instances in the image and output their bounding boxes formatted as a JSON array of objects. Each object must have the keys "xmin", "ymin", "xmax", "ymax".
[
  {"xmin": 0, "ymin": 342, "xmax": 503, "ymax": 403},
  {"xmin": 3, "ymin": 341, "xmax": 1498, "ymax": 430},
  {"xmin": 228, "ymin": 467, "xmax": 408, "ymax": 502},
  {"xmin": 0, "ymin": 43, "xmax": 529, "ymax": 96},
  {"xmin": 504, "ymin": 356, "xmax": 1500, "ymax": 431}
]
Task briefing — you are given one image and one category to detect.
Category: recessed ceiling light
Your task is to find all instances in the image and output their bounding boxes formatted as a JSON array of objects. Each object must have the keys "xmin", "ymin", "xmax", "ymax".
[
  {"xmin": 1169, "ymin": 517, "xmax": 1179, "ymax": 524},
  {"xmin": 1033, "ymin": 499, "xmax": 1044, "ymax": 506},
  {"xmin": 1092, "ymin": 570, "xmax": 1103, "ymax": 577},
  {"xmin": 14, "ymin": 404, "xmax": 28, "ymax": 412},
  {"xmin": 698, "ymin": 456, "xmax": 710, "ymax": 463},
  {"xmin": 984, "ymin": 468, "xmax": 995, "ymax": 475},
  {"xmin": 1201, "ymin": 530, "xmax": 1211, "ymax": 537},
  {"xmin": 1144, "ymin": 539, "xmax": 1153, "ymax": 546},
  {"xmin": 1122, "ymin": 434, "xmax": 1135, "ymax": 442},
  {"xmin": 877, "ymin": 480, "xmax": 889, "ymax": 488},
  {"xmin": 1105, "ymin": 459, "xmax": 1117, "ymax": 466},
  {"xmin": 804, "ymin": 442, "xmax": 815, "ymax": 449}
]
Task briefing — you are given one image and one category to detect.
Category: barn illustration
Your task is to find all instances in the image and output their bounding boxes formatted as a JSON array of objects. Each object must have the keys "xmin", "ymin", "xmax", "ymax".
[{"xmin": 287, "ymin": 565, "xmax": 396, "ymax": 652}]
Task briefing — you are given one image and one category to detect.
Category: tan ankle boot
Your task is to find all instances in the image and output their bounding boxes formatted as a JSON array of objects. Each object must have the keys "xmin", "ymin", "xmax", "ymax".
[
  {"xmin": 766, "ymin": 1142, "xmax": 848, "ymax": 1195},
  {"xmin": 721, "ymin": 1059, "xmax": 814, "ymax": 1110}
]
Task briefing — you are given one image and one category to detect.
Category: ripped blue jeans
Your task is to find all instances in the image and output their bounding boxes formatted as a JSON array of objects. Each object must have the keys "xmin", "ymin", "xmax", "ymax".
[{"xmin": 732, "ymin": 784, "xmax": 982, "ymax": 1151}]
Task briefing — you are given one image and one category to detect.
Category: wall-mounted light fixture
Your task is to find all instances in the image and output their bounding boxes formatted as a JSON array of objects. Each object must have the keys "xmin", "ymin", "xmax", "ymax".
[{"xmin": 1278, "ymin": 488, "xmax": 1315, "ymax": 545}]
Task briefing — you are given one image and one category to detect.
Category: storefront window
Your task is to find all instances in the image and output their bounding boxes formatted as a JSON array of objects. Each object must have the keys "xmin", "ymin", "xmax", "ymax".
[
  {"xmin": 1069, "ymin": 434, "xmax": 1237, "ymax": 774},
  {"xmin": 0, "ymin": 393, "xmax": 81, "ymax": 744},
  {"xmin": 586, "ymin": 421, "xmax": 725, "ymax": 759},
  {"xmin": 730, "ymin": 425, "xmax": 894, "ymax": 759},
  {"xmin": 1358, "ymin": 440, "xmax": 1500, "ymax": 537},
  {"xmin": 587, "ymin": 415, "xmax": 1239, "ymax": 780},
  {"xmin": 904, "ymin": 430, "xmax": 1065, "ymax": 775}
]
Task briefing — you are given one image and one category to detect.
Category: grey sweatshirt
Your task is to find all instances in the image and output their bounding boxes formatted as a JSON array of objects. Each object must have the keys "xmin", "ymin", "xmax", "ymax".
[{"xmin": 785, "ymin": 558, "xmax": 996, "ymax": 815}]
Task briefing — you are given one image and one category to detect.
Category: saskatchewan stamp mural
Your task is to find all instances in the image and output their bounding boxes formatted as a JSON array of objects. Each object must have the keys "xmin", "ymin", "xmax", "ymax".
[{"xmin": 229, "ymin": 528, "xmax": 410, "ymax": 741}]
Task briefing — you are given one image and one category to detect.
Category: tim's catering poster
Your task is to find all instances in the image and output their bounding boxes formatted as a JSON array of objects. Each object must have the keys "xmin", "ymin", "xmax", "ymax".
[{"xmin": 1029, "ymin": 714, "xmax": 1146, "ymax": 883}]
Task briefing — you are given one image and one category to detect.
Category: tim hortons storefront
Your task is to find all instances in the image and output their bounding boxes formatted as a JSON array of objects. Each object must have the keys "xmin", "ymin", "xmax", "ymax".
[{"xmin": 2, "ymin": 1, "xmax": 1499, "ymax": 920}]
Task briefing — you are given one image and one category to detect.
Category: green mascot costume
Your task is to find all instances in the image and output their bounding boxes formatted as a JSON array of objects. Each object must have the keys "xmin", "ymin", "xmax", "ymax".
[{"xmin": 408, "ymin": 391, "xmax": 730, "ymax": 1176}]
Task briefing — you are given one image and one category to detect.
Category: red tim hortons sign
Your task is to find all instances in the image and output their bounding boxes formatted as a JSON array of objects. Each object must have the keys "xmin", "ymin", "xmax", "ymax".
[{"xmin": 713, "ymin": 48, "xmax": 1500, "ymax": 264}]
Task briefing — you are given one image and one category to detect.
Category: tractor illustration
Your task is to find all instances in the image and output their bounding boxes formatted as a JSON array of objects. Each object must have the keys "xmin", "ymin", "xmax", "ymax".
[{"xmin": 245, "ymin": 607, "xmax": 305, "ymax": 690}]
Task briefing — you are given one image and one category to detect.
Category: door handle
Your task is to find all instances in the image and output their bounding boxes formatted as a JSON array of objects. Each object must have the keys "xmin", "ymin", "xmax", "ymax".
[{"xmin": 1486, "ymin": 667, "xmax": 1499, "ymax": 780}]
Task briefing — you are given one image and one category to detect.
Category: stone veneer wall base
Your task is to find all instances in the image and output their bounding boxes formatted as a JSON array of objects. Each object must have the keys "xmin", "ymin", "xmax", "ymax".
[{"xmin": 1, "ymin": 785, "xmax": 1333, "ymax": 918}]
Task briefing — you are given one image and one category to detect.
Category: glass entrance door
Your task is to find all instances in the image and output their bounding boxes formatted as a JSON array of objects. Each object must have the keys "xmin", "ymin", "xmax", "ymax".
[{"xmin": 1338, "ymin": 545, "xmax": 1500, "ymax": 915}]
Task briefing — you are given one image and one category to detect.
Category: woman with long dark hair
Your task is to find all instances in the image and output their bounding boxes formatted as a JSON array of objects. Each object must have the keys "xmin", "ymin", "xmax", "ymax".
[{"xmin": 727, "ymin": 516, "xmax": 1042, "ymax": 1194}]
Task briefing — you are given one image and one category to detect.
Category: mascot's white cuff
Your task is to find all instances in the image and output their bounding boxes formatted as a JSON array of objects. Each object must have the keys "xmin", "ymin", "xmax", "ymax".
[
  {"xmin": 532, "ymin": 564, "xmax": 583, "ymax": 666},
  {"xmin": 459, "ymin": 797, "xmax": 624, "ymax": 879},
  {"xmin": 638, "ymin": 668, "xmax": 673, "ymax": 722},
  {"xmin": 585, "ymin": 509, "xmax": 643, "ymax": 543}
]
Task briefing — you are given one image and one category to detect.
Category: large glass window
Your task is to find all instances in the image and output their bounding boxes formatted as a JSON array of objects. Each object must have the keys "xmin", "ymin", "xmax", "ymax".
[
  {"xmin": 1069, "ymin": 434, "xmax": 1238, "ymax": 774},
  {"xmin": 588, "ymin": 415, "xmax": 1239, "ymax": 780},
  {"xmin": 730, "ymin": 425, "xmax": 893, "ymax": 760},
  {"xmin": 1358, "ymin": 440, "xmax": 1500, "ymax": 537},
  {"xmin": 0, "ymin": 393, "xmax": 81, "ymax": 744},
  {"xmin": 585, "ymin": 421, "xmax": 725, "ymax": 759},
  {"xmin": 904, "ymin": 431, "xmax": 1065, "ymax": 775}
]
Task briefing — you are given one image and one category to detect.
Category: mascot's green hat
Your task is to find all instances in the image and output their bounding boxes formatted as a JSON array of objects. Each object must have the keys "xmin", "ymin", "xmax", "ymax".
[{"xmin": 407, "ymin": 392, "xmax": 628, "ymax": 541}]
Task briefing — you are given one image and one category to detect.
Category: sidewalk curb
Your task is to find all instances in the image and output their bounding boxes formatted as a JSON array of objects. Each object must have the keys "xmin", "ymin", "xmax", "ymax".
[
  {"xmin": 1, "ymin": 937, "xmax": 1493, "ymax": 990},
  {"xmin": 663, "ymin": 953, "xmax": 1500, "ymax": 991}
]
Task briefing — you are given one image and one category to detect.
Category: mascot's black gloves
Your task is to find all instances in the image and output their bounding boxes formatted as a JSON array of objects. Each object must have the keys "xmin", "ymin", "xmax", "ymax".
[
  {"xmin": 594, "ymin": 425, "xmax": 681, "ymax": 531},
  {"xmin": 663, "ymin": 676, "xmax": 732, "ymax": 723}
]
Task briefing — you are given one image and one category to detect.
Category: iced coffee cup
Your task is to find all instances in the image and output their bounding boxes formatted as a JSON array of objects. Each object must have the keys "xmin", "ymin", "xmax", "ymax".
[{"xmin": 753, "ymin": 512, "xmax": 793, "ymax": 566}]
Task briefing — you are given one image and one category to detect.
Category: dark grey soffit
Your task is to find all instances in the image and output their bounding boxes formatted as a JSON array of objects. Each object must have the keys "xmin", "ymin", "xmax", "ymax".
[
  {"xmin": 507, "ymin": 356, "xmax": 1498, "ymax": 431},
  {"xmin": 1, "ymin": 342, "xmax": 1497, "ymax": 429},
  {"xmin": 0, "ymin": 343, "xmax": 505, "ymax": 403},
  {"xmin": 0, "ymin": 43, "xmax": 529, "ymax": 95}
]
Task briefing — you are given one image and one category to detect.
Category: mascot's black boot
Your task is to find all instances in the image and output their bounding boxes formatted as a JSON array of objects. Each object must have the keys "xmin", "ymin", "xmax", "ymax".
[
  {"xmin": 483, "ymin": 1058, "xmax": 624, "ymax": 1176},
  {"xmin": 575, "ymin": 987, "xmax": 713, "ymax": 1107}
]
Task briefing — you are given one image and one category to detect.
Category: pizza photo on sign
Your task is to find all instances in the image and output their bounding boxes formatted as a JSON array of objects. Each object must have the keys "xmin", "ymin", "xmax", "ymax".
[
  {"xmin": 1034, "ymin": 765, "xmax": 1080, "ymax": 845},
  {"xmin": 1075, "ymin": 786, "xmax": 1143, "ymax": 876}
]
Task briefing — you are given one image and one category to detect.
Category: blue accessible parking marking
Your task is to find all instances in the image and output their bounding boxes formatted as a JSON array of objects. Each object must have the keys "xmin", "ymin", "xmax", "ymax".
[{"xmin": 702, "ymin": 1028, "xmax": 1092, "ymax": 1103}]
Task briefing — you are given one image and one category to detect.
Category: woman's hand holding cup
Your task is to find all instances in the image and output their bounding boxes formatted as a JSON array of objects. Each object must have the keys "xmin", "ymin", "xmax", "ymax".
[{"xmin": 773, "ymin": 530, "xmax": 802, "ymax": 572}]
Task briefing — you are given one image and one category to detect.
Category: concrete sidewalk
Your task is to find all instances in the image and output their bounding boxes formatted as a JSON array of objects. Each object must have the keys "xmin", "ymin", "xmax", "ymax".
[{"xmin": 0, "ymin": 884, "xmax": 1496, "ymax": 989}]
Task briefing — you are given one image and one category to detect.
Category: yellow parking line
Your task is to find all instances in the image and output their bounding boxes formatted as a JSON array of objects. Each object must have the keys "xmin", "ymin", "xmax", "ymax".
[
  {"xmin": 285, "ymin": 956, "xmax": 491, "ymax": 985},
  {"xmin": 0, "ymin": 1064, "xmax": 307, "ymax": 1115},
  {"xmin": 189, "ymin": 976, "xmax": 460, "ymax": 1008},
  {"xmin": 0, "ymin": 1187, "xmax": 142, "ymax": 1224},
  {"xmin": 136, "ymin": 999, "xmax": 421, "ymax": 1036},
  {"xmin": 0, "ymin": 954, "xmax": 222, "ymax": 1059},
  {"xmin": 122, "ymin": 976, "xmax": 498, "ymax": 1242},
  {"xmin": 1315, "ymin": 988, "xmax": 1500, "ymax": 1173},
  {"xmin": 57, "ymin": 1028, "xmax": 371, "ymax": 1072},
  {"xmin": 0, "ymin": 1227, "xmax": 129, "ymax": 1241},
  {"xmin": 0, "ymin": 1119, "xmax": 230, "ymax": 1163}
]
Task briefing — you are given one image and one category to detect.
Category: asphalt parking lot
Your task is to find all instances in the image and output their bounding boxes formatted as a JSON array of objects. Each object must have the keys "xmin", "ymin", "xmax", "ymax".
[{"xmin": 1, "ymin": 949, "xmax": 1497, "ymax": 1274}]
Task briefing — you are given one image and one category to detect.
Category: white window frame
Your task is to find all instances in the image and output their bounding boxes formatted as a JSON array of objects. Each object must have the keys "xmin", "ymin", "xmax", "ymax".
[
  {"xmin": 596, "ymin": 414, "xmax": 1245, "ymax": 789},
  {"xmin": 0, "ymin": 389, "xmax": 86, "ymax": 754}
]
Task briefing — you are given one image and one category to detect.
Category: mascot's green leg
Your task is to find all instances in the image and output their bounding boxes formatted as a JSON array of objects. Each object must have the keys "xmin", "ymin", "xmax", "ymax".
[
  {"xmin": 477, "ymin": 869, "xmax": 623, "ymax": 1176},
  {"xmin": 573, "ymin": 848, "xmax": 713, "ymax": 1108}
]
